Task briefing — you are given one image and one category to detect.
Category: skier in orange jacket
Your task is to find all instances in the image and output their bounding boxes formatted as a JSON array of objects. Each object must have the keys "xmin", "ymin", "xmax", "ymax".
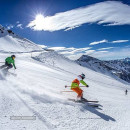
[{"xmin": 71, "ymin": 74, "xmax": 89, "ymax": 100}]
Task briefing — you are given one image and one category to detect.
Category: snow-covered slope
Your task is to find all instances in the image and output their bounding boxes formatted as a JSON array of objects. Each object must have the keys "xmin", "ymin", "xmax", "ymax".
[
  {"xmin": 0, "ymin": 51, "xmax": 130, "ymax": 130},
  {"xmin": 76, "ymin": 55, "xmax": 130, "ymax": 83},
  {"xmin": 0, "ymin": 24, "xmax": 42, "ymax": 52},
  {"xmin": 33, "ymin": 51, "xmax": 79, "ymax": 73}
]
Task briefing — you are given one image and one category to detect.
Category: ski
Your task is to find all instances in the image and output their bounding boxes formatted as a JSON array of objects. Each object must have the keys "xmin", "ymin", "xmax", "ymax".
[
  {"xmin": 68, "ymin": 99, "xmax": 99, "ymax": 107},
  {"xmin": 85, "ymin": 100, "xmax": 99, "ymax": 103},
  {"xmin": 65, "ymin": 85, "xmax": 86, "ymax": 88},
  {"xmin": 68, "ymin": 98, "xmax": 99, "ymax": 103},
  {"xmin": 87, "ymin": 104, "xmax": 99, "ymax": 107}
]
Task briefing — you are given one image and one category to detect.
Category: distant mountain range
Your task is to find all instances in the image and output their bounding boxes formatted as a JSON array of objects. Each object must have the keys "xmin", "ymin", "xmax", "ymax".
[{"xmin": 76, "ymin": 55, "xmax": 130, "ymax": 83}]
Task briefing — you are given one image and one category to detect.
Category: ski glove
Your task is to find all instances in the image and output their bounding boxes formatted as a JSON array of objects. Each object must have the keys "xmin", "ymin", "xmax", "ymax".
[{"xmin": 86, "ymin": 85, "xmax": 89, "ymax": 87}]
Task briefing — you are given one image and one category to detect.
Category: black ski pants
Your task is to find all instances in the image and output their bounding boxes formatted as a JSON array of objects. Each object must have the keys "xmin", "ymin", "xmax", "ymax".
[{"xmin": 0, "ymin": 61, "xmax": 13, "ymax": 70}]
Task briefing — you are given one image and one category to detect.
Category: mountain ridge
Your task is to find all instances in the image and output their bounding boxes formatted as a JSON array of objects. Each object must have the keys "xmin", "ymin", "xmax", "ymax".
[
  {"xmin": 0, "ymin": 24, "xmax": 42, "ymax": 52},
  {"xmin": 76, "ymin": 55, "xmax": 130, "ymax": 83}
]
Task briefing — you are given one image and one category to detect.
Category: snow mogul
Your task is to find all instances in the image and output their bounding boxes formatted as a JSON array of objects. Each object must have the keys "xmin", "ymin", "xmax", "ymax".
[
  {"xmin": 0, "ymin": 55, "xmax": 16, "ymax": 70},
  {"xmin": 71, "ymin": 73, "xmax": 89, "ymax": 101}
]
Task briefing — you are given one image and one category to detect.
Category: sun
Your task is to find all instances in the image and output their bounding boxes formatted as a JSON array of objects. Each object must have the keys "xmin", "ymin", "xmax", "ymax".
[
  {"xmin": 35, "ymin": 14, "xmax": 45, "ymax": 21},
  {"xmin": 32, "ymin": 13, "xmax": 50, "ymax": 31},
  {"xmin": 34, "ymin": 14, "xmax": 45, "ymax": 30}
]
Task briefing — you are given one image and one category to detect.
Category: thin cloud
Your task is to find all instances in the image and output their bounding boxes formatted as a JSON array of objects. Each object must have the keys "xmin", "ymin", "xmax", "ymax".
[
  {"xmin": 98, "ymin": 47, "xmax": 115, "ymax": 50},
  {"xmin": 49, "ymin": 46, "xmax": 92, "ymax": 58},
  {"xmin": 73, "ymin": 47, "xmax": 92, "ymax": 52},
  {"xmin": 16, "ymin": 24, "xmax": 23, "ymax": 29},
  {"xmin": 89, "ymin": 39, "xmax": 108, "ymax": 45},
  {"xmin": 6, "ymin": 24, "xmax": 14, "ymax": 29},
  {"xmin": 64, "ymin": 25, "xmax": 81, "ymax": 31},
  {"xmin": 97, "ymin": 51, "xmax": 108, "ymax": 53},
  {"xmin": 6, "ymin": 22, "xmax": 24, "ymax": 30},
  {"xmin": 48, "ymin": 47, "xmax": 91, "ymax": 52},
  {"xmin": 27, "ymin": 1, "xmax": 130, "ymax": 31},
  {"xmin": 83, "ymin": 50, "xmax": 96, "ymax": 56},
  {"xmin": 60, "ymin": 51, "xmax": 75, "ymax": 55},
  {"xmin": 38, "ymin": 45, "xmax": 47, "ymax": 48},
  {"xmin": 111, "ymin": 40, "xmax": 129, "ymax": 43},
  {"xmin": 49, "ymin": 46, "xmax": 130, "ymax": 60},
  {"xmin": 16, "ymin": 21, "xmax": 20, "ymax": 24},
  {"xmin": 90, "ymin": 48, "xmax": 130, "ymax": 60},
  {"xmin": 68, "ymin": 48, "xmax": 130, "ymax": 60},
  {"xmin": 48, "ymin": 47, "xmax": 67, "ymax": 51}
]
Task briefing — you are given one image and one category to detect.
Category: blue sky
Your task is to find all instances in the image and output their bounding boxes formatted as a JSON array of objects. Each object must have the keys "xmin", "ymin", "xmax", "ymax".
[{"xmin": 0, "ymin": 0, "xmax": 130, "ymax": 60}]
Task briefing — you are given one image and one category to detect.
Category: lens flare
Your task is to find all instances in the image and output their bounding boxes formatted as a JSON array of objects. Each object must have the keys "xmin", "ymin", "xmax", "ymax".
[{"xmin": 34, "ymin": 14, "xmax": 45, "ymax": 30}]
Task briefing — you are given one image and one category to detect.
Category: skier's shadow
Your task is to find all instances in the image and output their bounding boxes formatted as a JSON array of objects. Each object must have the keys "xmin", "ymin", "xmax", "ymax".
[
  {"xmin": 80, "ymin": 104, "xmax": 116, "ymax": 121},
  {"xmin": 0, "ymin": 73, "xmax": 5, "ymax": 80},
  {"xmin": 0, "ymin": 68, "xmax": 17, "ymax": 79},
  {"xmin": 0, "ymin": 68, "xmax": 8, "ymax": 80}
]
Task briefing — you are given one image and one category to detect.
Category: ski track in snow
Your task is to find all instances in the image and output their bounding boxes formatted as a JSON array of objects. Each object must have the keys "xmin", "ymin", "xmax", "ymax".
[{"xmin": 0, "ymin": 52, "xmax": 130, "ymax": 130}]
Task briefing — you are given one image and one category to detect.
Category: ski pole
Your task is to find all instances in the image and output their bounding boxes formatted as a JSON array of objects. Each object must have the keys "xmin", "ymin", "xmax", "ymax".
[
  {"xmin": 0, "ymin": 62, "xmax": 4, "ymax": 63},
  {"xmin": 60, "ymin": 91, "xmax": 74, "ymax": 93},
  {"xmin": 14, "ymin": 69, "xmax": 15, "ymax": 73},
  {"xmin": 65, "ymin": 85, "xmax": 86, "ymax": 88}
]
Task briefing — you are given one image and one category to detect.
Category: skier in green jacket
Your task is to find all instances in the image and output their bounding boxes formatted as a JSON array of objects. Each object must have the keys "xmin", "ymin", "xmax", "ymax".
[{"xmin": 0, "ymin": 55, "xmax": 16, "ymax": 70}]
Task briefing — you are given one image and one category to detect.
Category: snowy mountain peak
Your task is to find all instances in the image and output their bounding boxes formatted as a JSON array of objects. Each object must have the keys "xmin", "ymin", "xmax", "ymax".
[
  {"xmin": 76, "ymin": 55, "xmax": 130, "ymax": 83},
  {"xmin": 0, "ymin": 24, "xmax": 43, "ymax": 53},
  {"xmin": 77, "ymin": 55, "xmax": 100, "ymax": 62},
  {"xmin": 116, "ymin": 57, "xmax": 130, "ymax": 64}
]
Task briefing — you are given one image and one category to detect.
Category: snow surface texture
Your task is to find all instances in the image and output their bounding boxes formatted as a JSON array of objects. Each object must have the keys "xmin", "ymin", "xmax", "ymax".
[
  {"xmin": 0, "ymin": 51, "xmax": 130, "ymax": 130},
  {"xmin": 0, "ymin": 25, "xmax": 42, "ymax": 52}
]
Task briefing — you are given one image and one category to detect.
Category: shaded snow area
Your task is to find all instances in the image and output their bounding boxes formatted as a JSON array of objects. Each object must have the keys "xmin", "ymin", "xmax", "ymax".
[{"xmin": 0, "ymin": 52, "xmax": 130, "ymax": 130}]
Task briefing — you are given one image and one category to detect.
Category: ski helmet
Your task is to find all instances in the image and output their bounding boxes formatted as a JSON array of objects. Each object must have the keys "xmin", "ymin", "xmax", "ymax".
[
  {"xmin": 80, "ymin": 73, "xmax": 85, "ymax": 79},
  {"xmin": 11, "ymin": 55, "xmax": 16, "ymax": 59}
]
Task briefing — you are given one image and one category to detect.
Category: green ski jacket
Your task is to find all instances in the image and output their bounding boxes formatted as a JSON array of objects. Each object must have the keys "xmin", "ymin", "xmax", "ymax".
[{"xmin": 5, "ymin": 57, "xmax": 16, "ymax": 68}]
